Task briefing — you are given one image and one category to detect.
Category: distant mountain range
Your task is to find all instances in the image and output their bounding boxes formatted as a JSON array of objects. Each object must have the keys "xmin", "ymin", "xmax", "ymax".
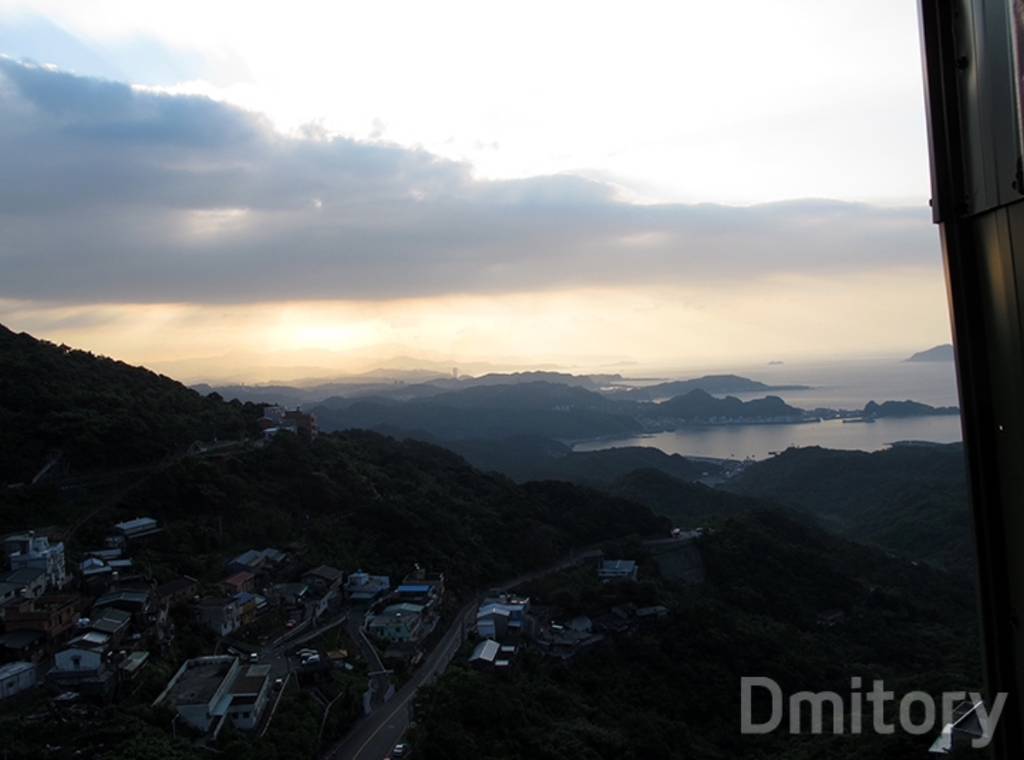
[
  {"xmin": 192, "ymin": 370, "xmax": 626, "ymax": 407},
  {"xmin": 906, "ymin": 343, "xmax": 954, "ymax": 362},
  {"xmin": 308, "ymin": 380, "xmax": 959, "ymax": 444},
  {"xmin": 193, "ymin": 371, "xmax": 807, "ymax": 408}
]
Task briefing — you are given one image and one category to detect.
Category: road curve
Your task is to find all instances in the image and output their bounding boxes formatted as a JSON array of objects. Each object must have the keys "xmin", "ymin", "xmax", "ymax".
[{"xmin": 322, "ymin": 539, "xmax": 689, "ymax": 760}]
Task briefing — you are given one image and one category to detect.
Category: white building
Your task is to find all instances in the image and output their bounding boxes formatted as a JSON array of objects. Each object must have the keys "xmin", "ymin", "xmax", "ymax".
[
  {"xmin": 0, "ymin": 661, "xmax": 36, "ymax": 699},
  {"xmin": 261, "ymin": 405, "xmax": 286, "ymax": 424},
  {"xmin": 468, "ymin": 639, "xmax": 512, "ymax": 671},
  {"xmin": 153, "ymin": 656, "xmax": 272, "ymax": 736},
  {"xmin": 54, "ymin": 632, "xmax": 110, "ymax": 673},
  {"xmin": 3, "ymin": 532, "xmax": 66, "ymax": 590}
]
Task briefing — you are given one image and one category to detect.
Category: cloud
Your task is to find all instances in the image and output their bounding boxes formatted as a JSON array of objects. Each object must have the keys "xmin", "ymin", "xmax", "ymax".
[{"xmin": 0, "ymin": 58, "xmax": 940, "ymax": 306}]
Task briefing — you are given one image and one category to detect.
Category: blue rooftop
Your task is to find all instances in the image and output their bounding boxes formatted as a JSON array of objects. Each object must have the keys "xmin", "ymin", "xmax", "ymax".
[{"xmin": 397, "ymin": 584, "xmax": 431, "ymax": 593}]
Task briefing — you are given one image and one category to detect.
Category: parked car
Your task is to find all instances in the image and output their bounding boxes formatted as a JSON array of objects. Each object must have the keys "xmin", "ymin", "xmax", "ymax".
[{"xmin": 387, "ymin": 742, "xmax": 411, "ymax": 759}]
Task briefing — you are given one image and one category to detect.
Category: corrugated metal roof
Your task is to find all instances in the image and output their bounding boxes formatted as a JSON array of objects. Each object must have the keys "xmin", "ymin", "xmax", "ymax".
[
  {"xmin": 470, "ymin": 639, "xmax": 501, "ymax": 663},
  {"xmin": 0, "ymin": 661, "xmax": 34, "ymax": 679}
]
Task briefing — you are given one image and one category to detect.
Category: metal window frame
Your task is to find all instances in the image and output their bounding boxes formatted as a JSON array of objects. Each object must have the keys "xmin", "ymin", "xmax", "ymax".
[{"xmin": 920, "ymin": 1, "xmax": 1024, "ymax": 756}]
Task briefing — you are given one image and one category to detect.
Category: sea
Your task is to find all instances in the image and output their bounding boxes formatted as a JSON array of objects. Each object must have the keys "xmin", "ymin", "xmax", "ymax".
[{"xmin": 574, "ymin": 357, "xmax": 962, "ymax": 461}]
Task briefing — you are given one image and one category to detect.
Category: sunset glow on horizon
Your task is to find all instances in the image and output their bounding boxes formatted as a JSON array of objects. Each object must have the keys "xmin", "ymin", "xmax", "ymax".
[{"xmin": 0, "ymin": 2, "xmax": 952, "ymax": 381}]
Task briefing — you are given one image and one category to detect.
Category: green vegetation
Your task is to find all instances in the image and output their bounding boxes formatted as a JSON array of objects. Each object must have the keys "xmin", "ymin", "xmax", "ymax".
[
  {"xmin": 445, "ymin": 436, "xmax": 720, "ymax": 484},
  {"xmin": 0, "ymin": 323, "xmax": 261, "ymax": 484},
  {"xmin": 606, "ymin": 467, "xmax": 759, "ymax": 526},
  {"xmin": 414, "ymin": 511, "xmax": 982, "ymax": 760},
  {"xmin": 312, "ymin": 382, "xmax": 643, "ymax": 441},
  {"xmin": 726, "ymin": 444, "xmax": 973, "ymax": 574},
  {"xmin": 57, "ymin": 431, "xmax": 666, "ymax": 595},
  {"xmin": 0, "ymin": 327, "xmax": 982, "ymax": 759}
]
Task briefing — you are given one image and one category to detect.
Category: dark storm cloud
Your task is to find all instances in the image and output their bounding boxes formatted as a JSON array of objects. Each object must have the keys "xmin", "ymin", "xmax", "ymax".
[{"xmin": 0, "ymin": 58, "xmax": 939, "ymax": 305}]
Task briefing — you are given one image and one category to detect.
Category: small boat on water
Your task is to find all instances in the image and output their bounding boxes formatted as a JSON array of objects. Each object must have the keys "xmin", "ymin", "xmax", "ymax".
[{"xmin": 842, "ymin": 417, "xmax": 876, "ymax": 424}]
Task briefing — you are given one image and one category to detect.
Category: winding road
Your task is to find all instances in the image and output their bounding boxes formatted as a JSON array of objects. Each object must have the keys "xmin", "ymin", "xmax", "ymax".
[{"xmin": 321, "ymin": 546, "xmax": 610, "ymax": 760}]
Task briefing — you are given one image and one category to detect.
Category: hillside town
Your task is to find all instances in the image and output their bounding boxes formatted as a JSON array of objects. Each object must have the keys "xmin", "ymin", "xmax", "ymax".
[{"xmin": 0, "ymin": 498, "xmax": 682, "ymax": 757}]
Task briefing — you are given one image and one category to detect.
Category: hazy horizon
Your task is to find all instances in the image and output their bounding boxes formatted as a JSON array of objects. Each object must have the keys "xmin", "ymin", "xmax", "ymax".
[{"xmin": 65, "ymin": 338, "xmax": 955, "ymax": 389}]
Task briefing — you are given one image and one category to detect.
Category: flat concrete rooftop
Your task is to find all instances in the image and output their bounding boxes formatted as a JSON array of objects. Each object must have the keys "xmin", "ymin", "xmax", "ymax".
[{"xmin": 166, "ymin": 659, "xmax": 234, "ymax": 706}]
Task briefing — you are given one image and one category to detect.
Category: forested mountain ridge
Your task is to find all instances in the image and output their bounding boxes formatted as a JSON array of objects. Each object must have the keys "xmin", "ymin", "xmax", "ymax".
[
  {"xmin": 0, "ymin": 327, "xmax": 981, "ymax": 760},
  {"xmin": 0, "ymin": 324, "xmax": 261, "ymax": 484},
  {"xmin": 414, "ymin": 510, "xmax": 981, "ymax": 760},
  {"xmin": 725, "ymin": 444, "xmax": 972, "ymax": 574},
  {"xmin": 36, "ymin": 430, "xmax": 667, "ymax": 595},
  {"xmin": 443, "ymin": 436, "xmax": 720, "ymax": 485}
]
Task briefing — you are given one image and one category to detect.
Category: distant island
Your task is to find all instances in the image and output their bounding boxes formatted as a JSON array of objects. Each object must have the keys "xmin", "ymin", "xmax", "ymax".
[
  {"xmin": 863, "ymin": 399, "xmax": 960, "ymax": 417},
  {"xmin": 304, "ymin": 380, "xmax": 960, "ymax": 443},
  {"xmin": 906, "ymin": 344, "xmax": 954, "ymax": 362},
  {"xmin": 608, "ymin": 373, "xmax": 811, "ymax": 402}
]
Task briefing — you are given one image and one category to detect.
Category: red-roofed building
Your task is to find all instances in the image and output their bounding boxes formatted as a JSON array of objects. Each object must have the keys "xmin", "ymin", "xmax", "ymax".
[{"xmin": 222, "ymin": 571, "xmax": 255, "ymax": 595}]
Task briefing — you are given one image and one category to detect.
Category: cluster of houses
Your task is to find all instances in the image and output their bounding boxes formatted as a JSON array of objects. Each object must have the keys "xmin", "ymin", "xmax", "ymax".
[
  {"xmin": 469, "ymin": 593, "xmax": 529, "ymax": 671},
  {"xmin": 0, "ymin": 505, "xmax": 467, "ymax": 750},
  {"xmin": 1, "ymin": 507, "xmax": 668, "ymax": 750},
  {"xmin": 0, "ymin": 522, "xmax": 169, "ymax": 702},
  {"xmin": 79, "ymin": 518, "xmax": 162, "ymax": 594},
  {"xmin": 258, "ymin": 405, "xmax": 318, "ymax": 441},
  {"xmin": 365, "ymin": 567, "xmax": 445, "ymax": 658},
  {"xmin": 191, "ymin": 548, "xmax": 292, "ymax": 638},
  {"xmin": 185, "ymin": 553, "xmax": 367, "ymax": 643},
  {"xmin": 467, "ymin": 557, "xmax": 669, "ymax": 667}
]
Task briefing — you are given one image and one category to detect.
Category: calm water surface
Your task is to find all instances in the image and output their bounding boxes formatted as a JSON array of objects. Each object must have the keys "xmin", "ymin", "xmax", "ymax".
[
  {"xmin": 579, "ymin": 358, "xmax": 962, "ymax": 460},
  {"xmin": 573, "ymin": 416, "xmax": 963, "ymax": 461}
]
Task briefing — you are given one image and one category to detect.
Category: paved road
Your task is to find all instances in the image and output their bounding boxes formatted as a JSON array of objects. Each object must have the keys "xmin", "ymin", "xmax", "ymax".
[
  {"xmin": 321, "ymin": 537, "xmax": 696, "ymax": 760},
  {"xmin": 324, "ymin": 599, "xmax": 476, "ymax": 760},
  {"xmin": 322, "ymin": 546, "xmax": 607, "ymax": 760},
  {"xmin": 345, "ymin": 614, "xmax": 391, "ymax": 710}
]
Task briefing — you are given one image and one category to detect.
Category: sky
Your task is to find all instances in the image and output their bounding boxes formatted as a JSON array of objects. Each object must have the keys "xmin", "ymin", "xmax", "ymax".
[{"xmin": 0, "ymin": 1, "xmax": 951, "ymax": 382}]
